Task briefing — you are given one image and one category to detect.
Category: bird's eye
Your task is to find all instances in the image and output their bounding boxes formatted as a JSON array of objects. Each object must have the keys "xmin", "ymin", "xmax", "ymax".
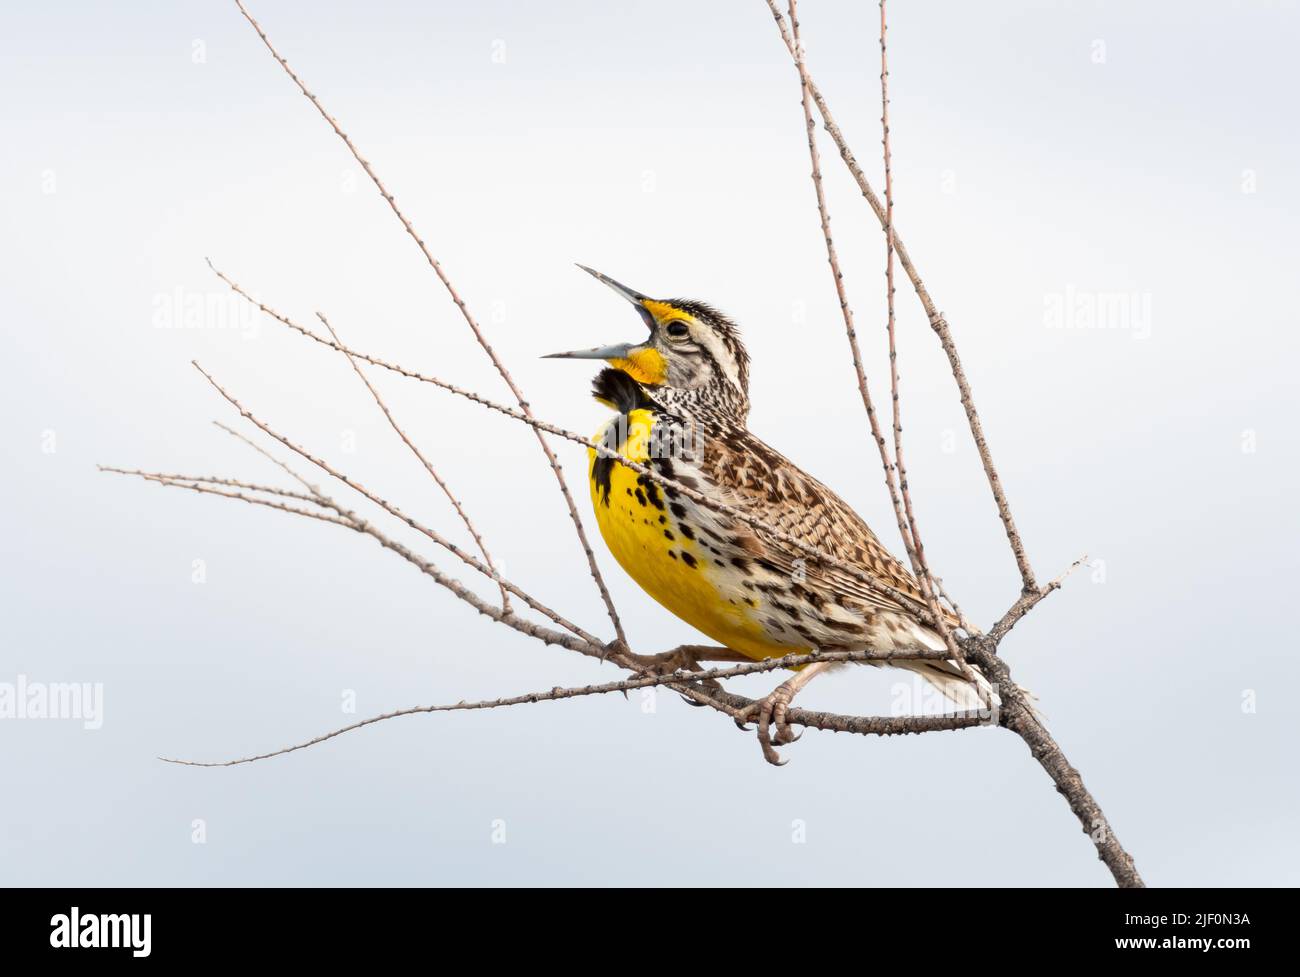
[{"xmin": 665, "ymin": 321, "xmax": 690, "ymax": 339}]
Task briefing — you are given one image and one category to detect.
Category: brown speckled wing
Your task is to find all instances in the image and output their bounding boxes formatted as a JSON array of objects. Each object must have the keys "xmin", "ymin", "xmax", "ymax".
[{"xmin": 699, "ymin": 427, "xmax": 928, "ymax": 616}]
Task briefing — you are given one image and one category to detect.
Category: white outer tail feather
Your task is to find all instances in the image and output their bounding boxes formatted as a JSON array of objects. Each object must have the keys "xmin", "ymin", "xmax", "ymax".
[{"xmin": 902, "ymin": 623, "xmax": 999, "ymax": 715}]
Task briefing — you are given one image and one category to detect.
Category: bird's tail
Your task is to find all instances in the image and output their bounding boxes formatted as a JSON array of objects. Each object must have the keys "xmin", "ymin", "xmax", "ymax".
[
  {"xmin": 901, "ymin": 659, "xmax": 996, "ymax": 713},
  {"xmin": 895, "ymin": 622, "xmax": 1041, "ymax": 722}
]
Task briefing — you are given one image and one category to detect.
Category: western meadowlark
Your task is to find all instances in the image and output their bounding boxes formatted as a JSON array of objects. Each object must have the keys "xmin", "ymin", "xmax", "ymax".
[{"xmin": 548, "ymin": 266, "xmax": 991, "ymax": 763}]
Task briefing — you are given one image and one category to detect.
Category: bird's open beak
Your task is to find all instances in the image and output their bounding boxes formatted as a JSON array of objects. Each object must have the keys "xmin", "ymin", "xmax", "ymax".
[
  {"xmin": 543, "ymin": 265, "xmax": 667, "ymax": 385},
  {"xmin": 574, "ymin": 264, "xmax": 656, "ymax": 326},
  {"xmin": 542, "ymin": 341, "xmax": 635, "ymax": 362}
]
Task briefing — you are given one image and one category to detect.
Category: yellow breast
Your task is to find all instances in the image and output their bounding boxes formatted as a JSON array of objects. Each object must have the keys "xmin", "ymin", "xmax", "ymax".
[{"xmin": 587, "ymin": 410, "xmax": 801, "ymax": 661}]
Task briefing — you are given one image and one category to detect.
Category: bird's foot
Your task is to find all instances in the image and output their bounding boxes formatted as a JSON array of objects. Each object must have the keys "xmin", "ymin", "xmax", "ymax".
[
  {"xmin": 623, "ymin": 647, "xmax": 724, "ymax": 699},
  {"xmin": 735, "ymin": 680, "xmax": 803, "ymax": 766},
  {"xmin": 631, "ymin": 647, "xmax": 722, "ymax": 682}
]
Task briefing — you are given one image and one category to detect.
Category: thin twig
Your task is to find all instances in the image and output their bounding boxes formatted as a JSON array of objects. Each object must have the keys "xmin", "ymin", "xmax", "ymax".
[
  {"xmin": 785, "ymin": 0, "xmax": 915, "ymax": 568},
  {"xmin": 787, "ymin": 0, "xmax": 974, "ymax": 696},
  {"xmin": 98, "ymin": 467, "xmax": 325, "ymax": 508},
  {"xmin": 765, "ymin": 0, "xmax": 1036, "ymax": 593},
  {"xmin": 878, "ymin": 0, "xmax": 924, "ymax": 587},
  {"xmin": 108, "ymin": 466, "xmax": 600, "ymax": 656},
  {"xmin": 213, "ymin": 420, "xmax": 321, "ymax": 495},
  {"xmin": 228, "ymin": 2, "xmax": 628, "ymax": 647},
  {"xmin": 316, "ymin": 310, "xmax": 509, "ymax": 611},
  {"xmin": 160, "ymin": 647, "xmax": 977, "ymax": 768},
  {"xmin": 203, "ymin": 370, "xmax": 599, "ymax": 645},
  {"xmin": 932, "ymin": 575, "xmax": 978, "ymax": 636},
  {"xmin": 987, "ymin": 554, "xmax": 1088, "ymax": 643},
  {"xmin": 870, "ymin": 0, "xmax": 973, "ymax": 681}
]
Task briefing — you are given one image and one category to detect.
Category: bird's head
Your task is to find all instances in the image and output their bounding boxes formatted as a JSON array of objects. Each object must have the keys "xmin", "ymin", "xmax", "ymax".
[{"xmin": 545, "ymin": 265, "xmax": 750, "ymax": 417}]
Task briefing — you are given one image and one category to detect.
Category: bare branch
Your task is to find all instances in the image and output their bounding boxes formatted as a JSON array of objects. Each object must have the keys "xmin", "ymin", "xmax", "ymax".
[
  {"xmin": 185, "ymin": 371, "xmax": 599, "ymax": 647},
  {"xmin": 785, "ymin": 0, "xmax": 915, "ymax": 568},
  {"xmin": 228, "ymin": 2, "xmax": 628, "ymax": 646},
  {"xmin": 107, "ymin": 466, "xmax": 600, "ymax": 657},
  {"xmin": 315, "ymin": 310, "xmax": 509, "ymax": 611},
  {"xmin": 871, "ymin": 0, "xmax": 975, "ymax": 683},
  {"xmin": 877, "ymin": 0, "xmax": 926, "ymax": 589},
  {"xmin": 765, "ymin": 0, "xmax": 1036, "ymax": 592},
  {"xmin": 786, "ymin": 0, "xmax": 974, "ymax": 696},
  {"xmin": 987, "ymin": 554, "xmax": 1088, "ymax": 643},
  {"xmin": 101, "ymin": 468, "xmax": 347, "ymax": 523},
  {"xmin": 962, "ymin": 639, "xmax": 1142, "ymax": 887},
  {"xmin": 99, "ymin": 466, "xmax": 326, "ymax": 508},
  {"xmin": 213, "ymin": 420, "xmax": 322, "ymax": 495},
  {"xmin": 931, "ymin": 575, "xmax": 978, "ymax": 636},
  {"xmin": 160, "ymin": 646, "xmax": 978, "ymax": 768}
]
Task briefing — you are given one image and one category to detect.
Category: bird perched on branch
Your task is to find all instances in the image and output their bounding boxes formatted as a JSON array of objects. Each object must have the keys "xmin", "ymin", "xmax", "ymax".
[{"xmin": 547, "ymin": 266, "xmax": 992, "ymax": 764}]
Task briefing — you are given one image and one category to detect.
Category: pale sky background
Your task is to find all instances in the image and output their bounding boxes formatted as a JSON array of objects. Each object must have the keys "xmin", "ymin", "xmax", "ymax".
[{"xmin": 2, "ymin": 0, "xmax": 1297, "ymax": 886}]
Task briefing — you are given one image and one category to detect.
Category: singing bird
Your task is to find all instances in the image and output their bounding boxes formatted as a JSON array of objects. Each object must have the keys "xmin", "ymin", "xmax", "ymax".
[{"xmin": 547, "ymin": 267, "xmax": 992, "ymax": 763}]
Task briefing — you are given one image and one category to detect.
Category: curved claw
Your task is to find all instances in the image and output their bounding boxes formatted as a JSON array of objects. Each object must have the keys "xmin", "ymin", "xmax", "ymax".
[
  {"xmin": 756, "ymin": 720, "xmax": 787, "ymax": 766},
  {"xmin": 741, "ymin": 661, "xmax": 829, "ymax": 765},
  {"xmin": 733, "ymin": 705, "xmax": 757, "ymax": 732},
  {"xmin": 756, "ymin": 692, "xmax": 789, "ymax": 766},
  {"xmin": 770, "ymin": 693, "xmax": 802, "ymax": 745},
  {"xmin": 600, "ymin": 639, "xmax": 629, "ymax": 663},
  {"xmin": 756, "ymin": 731, "xmax": 787, "ymax": 765}
]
